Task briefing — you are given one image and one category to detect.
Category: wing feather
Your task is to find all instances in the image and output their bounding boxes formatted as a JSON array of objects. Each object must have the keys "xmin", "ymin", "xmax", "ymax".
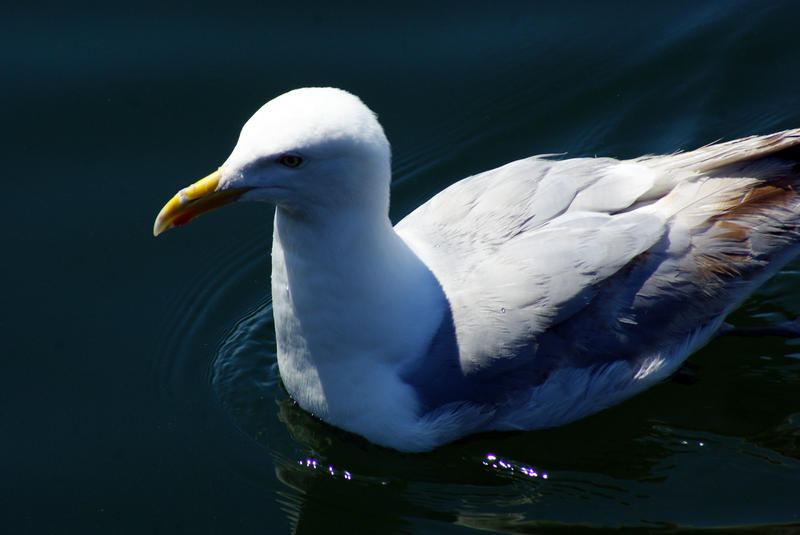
[{"xmin": 397, "ymin": 128, "xmax": 800, "ymax": 410}]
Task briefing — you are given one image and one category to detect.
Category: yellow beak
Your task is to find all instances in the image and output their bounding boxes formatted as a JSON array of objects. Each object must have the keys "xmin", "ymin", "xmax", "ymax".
[{"xmin": 153, "ymin": 169, "xmax": 251, "ymax": 236}]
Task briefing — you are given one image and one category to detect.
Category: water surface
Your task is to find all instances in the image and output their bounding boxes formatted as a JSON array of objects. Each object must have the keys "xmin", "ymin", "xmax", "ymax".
[{"xmin": 4, "ymin": 1, "xmax": 800, "ymax": 533}]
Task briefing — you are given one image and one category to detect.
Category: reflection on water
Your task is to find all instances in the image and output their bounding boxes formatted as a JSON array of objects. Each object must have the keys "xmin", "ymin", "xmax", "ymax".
[{"xmin": 208, "ymin": 289, "xmax": 800, "ymax": 531}]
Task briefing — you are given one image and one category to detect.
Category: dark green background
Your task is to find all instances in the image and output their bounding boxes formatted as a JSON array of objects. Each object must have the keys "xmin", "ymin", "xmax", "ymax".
[{"xmin": 4, "ymin": 1, "xmax": 799, "ymax": 533}]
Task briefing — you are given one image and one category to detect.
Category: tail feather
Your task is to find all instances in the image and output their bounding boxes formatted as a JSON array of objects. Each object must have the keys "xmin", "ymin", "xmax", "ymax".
[
  {"xmin": 669, "ymin": 129, "xmax": 800, "ymax": 300},
  {"xmin": 671, "ymin": 128, "xmax": 800, "ymax": 173}
]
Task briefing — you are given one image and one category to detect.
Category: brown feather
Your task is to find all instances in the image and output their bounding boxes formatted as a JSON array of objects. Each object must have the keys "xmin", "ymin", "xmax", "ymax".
[{"xmin": 649, "ymin": 131, "xmax": 800, "ymax": 290}]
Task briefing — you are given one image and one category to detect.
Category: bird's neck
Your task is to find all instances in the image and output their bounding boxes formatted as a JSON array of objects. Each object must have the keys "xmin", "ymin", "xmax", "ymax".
[{"xmin": 270, "ymin": 205, "xmax": 446, "ymax": 417}]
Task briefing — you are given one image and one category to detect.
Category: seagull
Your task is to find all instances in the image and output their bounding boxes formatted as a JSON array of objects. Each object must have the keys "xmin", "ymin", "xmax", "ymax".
[{"xmin": 154, "ymin": 87, "xmax": 800, "ymax": 452}]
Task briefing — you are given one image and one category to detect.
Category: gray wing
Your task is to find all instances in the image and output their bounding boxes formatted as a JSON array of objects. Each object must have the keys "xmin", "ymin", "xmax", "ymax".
[{"xmin": 396, "ymin": 129, "xmax": 800, "ymax": 409}]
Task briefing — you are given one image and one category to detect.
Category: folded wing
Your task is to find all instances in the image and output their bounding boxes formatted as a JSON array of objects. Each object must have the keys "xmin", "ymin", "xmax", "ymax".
[{"xmin": 397, "ymin": 129, "xmax": 800, "ymax": 410}]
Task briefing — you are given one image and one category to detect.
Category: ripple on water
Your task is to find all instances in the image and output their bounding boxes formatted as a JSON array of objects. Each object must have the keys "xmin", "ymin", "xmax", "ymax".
[
  {"xmin": 151, "ymin": 229, "xmax": 268, "ymax": 400},
  {"xmin": 211, "ymin": 298, "xmax": 283, "ymax": 443}
]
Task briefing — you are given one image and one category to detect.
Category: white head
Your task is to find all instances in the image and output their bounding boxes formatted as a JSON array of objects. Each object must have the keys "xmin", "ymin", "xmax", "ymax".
[{"xmin": 154, "ymin": 87, "xmax": 392, "ymax": 234}]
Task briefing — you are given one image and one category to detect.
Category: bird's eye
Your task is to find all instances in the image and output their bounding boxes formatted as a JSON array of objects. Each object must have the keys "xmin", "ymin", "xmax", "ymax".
[{"xmin": 278, "ymin": 155, "xmax": 303, "ymax": 168}]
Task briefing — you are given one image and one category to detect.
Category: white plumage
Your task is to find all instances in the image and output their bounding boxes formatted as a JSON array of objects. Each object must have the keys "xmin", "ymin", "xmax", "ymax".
[{"xmin": 155, "ymin": 87, "xmax": 800, "ymax": 451}]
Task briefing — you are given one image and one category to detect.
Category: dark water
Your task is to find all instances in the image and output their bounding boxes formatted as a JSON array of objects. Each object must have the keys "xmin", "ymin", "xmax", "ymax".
[{"xmin": 4, "ymin": 1, "xmax": 800, "ymax": 533}]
